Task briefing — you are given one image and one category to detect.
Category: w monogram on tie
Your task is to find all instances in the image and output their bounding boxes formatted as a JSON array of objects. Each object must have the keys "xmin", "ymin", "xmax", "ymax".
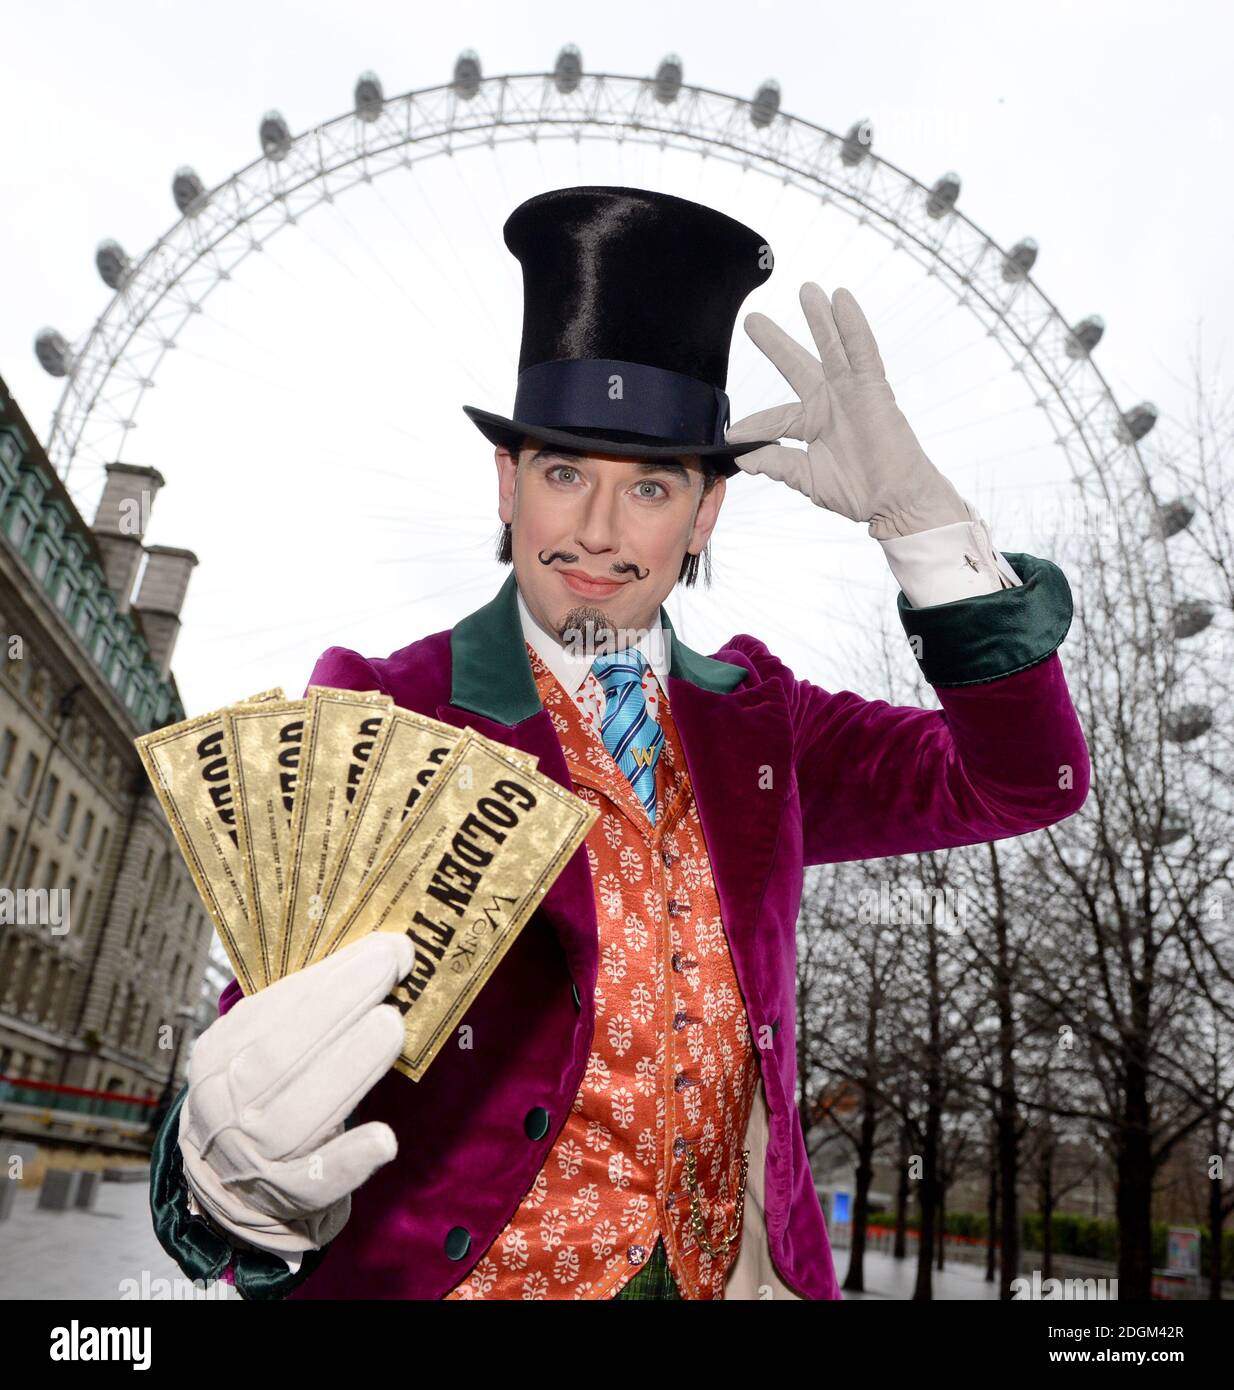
[{"xmin": 591, "ymin": 648, "xmax": 664, "ymax": 824}]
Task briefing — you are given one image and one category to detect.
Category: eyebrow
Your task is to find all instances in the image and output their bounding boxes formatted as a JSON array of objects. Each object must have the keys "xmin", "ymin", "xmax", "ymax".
[{"xmin": 528, "ymin": 446, "xmax": 693, "ymax": 483}]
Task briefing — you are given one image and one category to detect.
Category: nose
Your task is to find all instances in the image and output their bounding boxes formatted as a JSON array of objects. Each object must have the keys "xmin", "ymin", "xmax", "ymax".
[{"xmin": 574, "ymin": 477, "xmax": 623, "ymax": 558}]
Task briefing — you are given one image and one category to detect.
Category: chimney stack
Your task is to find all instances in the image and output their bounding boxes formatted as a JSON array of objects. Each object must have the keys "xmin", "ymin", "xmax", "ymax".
[
  {"xmin": 91, "ymin": 462, "xmax": 166, "ymax": 611},
  {"xmin": 133, "ymin": 545, "xmax": 198, "ymax": 678}
]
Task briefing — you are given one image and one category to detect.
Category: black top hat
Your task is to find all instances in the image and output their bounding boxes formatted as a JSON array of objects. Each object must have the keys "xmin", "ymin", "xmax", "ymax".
[{"xmin": 462, "ymin": 185, "xmax": 778, "ymax": 479}]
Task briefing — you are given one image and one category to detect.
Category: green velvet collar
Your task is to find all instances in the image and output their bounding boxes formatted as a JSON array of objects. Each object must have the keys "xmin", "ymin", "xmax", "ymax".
[{"xmin": 449, "ymin": 571, "xmax": 749, "ymax": 724}]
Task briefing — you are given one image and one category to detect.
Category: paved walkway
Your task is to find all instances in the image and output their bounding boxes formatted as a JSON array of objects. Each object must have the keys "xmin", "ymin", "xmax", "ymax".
[
  {"xmin": 0, "ymin": 1180, "xmax": 239, "ymax": 1301},
  {"xmin": 2, "ymin": 1183, "xmax": 1005, "ymax": 1302},
  {"xmin": 834, "ymin": 1248, "xmax": 1003, "ymax": 1300}
]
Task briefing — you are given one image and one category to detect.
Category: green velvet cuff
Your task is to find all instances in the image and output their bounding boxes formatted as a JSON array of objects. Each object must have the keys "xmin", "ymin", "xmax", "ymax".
[
  {"xmin": 896, "ymin": 551, "xmax": 1073, "ymax": 687},
  {"xmin": 149, "ymin": 1084, "xmax": 331, "ymax": 1300}
]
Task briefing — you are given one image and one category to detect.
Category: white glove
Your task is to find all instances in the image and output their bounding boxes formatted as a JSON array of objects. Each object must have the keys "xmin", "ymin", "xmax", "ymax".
[
  {"xmin": 179, "ymin": 931, "xmax": 412, "ymax": 1258},
  {"xmin": 725, "ymin": 283, "xmax": 974, "ymax": 539}
]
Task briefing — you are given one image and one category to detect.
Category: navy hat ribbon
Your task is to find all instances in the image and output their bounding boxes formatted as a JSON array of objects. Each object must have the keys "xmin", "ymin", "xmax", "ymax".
[{"xmin": 512, "ymin": 358, "xmax": 731, "ymax": 448}]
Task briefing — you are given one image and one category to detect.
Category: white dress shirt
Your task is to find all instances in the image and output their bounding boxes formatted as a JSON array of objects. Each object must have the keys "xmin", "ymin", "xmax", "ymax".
[{"xmin": 877, "ymin": 511, "xmax": 1022, "ymax": 607}]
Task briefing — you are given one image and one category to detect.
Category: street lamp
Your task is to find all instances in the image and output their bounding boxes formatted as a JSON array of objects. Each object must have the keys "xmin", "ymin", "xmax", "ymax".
[{"xmin": 146, "ymin": 1002, "xmax": 197, "ymax": 1138}]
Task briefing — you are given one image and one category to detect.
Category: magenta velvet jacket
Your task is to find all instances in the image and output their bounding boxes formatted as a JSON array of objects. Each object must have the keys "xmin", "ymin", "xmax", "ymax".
[{"xmin": 154, "ymin": 552, "xmax": 1089, "ymax": 1300}]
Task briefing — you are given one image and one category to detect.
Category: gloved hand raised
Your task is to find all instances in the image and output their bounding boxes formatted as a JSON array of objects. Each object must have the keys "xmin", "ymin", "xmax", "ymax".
[
  {"xmin": 179, "ymin": 931, "xmax": 412, "ymax": 1258},
  {"xmin": 725, "ymin": 283, "xmax": 974, "ymax": 539}
]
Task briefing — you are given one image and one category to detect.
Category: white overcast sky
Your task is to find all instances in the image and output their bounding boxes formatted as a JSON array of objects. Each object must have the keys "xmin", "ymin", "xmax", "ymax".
[{"xmin": 2, "ymin": 0, "xmax": 1231, "ymax": 715}]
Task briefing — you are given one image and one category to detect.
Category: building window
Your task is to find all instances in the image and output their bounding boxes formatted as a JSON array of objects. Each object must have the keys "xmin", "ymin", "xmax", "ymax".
[
  {"xmin": 0, "ymin": 728, "xmax": 15, "ymax": 778},
  {"xmin": 78, "ymin": 809, "xmax": 94, "ymax": 854},
  {"xmin": 0, "ymin": 826, "xmax": 17, "ymax": 876},
  {"xmin": 45, "ymin": 859, "xmax": 59, "ymax": 890},
  {"xmin": 58, "ymin": 791, "xmax": 78, "ymax": 839},
  {"xmin": 16, "ymin": 751, "xmax": 38, "ymax": 801},
  {"xmin": 37, "ymin": 772, "xmax": 59, "ymax": 822},
  {"xmin": 94, "ymin": 826, "xmax": 110, "ymax": 868},
  {"xmin": 19, "ymin": 843, "xmax": 39, "ymax": 882},
  {"xmin": 54, "ymin": 573, "xmax": 74, "ymax": 612}
]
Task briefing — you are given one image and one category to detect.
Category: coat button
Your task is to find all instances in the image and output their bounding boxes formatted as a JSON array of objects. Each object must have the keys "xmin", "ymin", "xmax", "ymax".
[
  {"xmin": 445, "ymin": 1226, "xmax": 471, "ymax": 1260},
  {"xmin": 571, "ymin": 981, "xmax": 581, "ymax": 1011},
  {"xmin": 524, "ymin": 1106, "xmax": 550, "ymax": 1140}
]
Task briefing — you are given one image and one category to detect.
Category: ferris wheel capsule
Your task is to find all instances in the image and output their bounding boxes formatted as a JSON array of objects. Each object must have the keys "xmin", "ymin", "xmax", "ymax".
[
  {"xmin": 926, "ymin": 172, "xmax": 960, "ymax": 218},
  {"xmin": 1002, "ymin": 237, "xmax": 1038, "ymax": 281},
  {"xmin": 34, "ymin": 328, "xmax": 73, "ymax": 378},
  {"xmin": 1153, "ymin": 807, "xmax": 1190, "ymax": 846},
  {"xmin": 453, "ymin": 50, "xmax": 482, "ymax": 99},
  {"xmin": 654, "ymin": 54, "xmax": 683, "ymax": 103},
  {"xmin": 355, "ymin": 71, "xmax": 384, "ymax": 122},
  {"xmin": 260, "ymin": 110, "xmax": 292, "ymax": 161},
  {"xmin": 841, "ymin": 119, "xmax": 872, "ymax": 165},
  {"xmin": 1066, "ymin": 314, "xmax": 1105, "ymax": 359},
  {"xmin": 96, "ymin": 239, "xmax": 131, "ymax": 291},
  {"xmin": 1171, "ymin": 598, "xmax": 1213, "ymax": 638},
  {"xmin": 1165, "ymin": 704, "xmax": 1212, "ymax": 743},
  {"xmin": 1156, "ymin": 499, "xmax": 1197, "ymax": 540},
  {"xmin": 172, "ymin": 166, "xmax": 207, "ymax": 217},
  {"xmin": 1115, "ymin": 401, "xmax": 1157, "ymax": 444},
  {"xmin": 554, "ymin": 45, "xmax": 582, "ymax": 94},
  {"xmin": 749, "ymin": 80, "xmax": 781, "ymax": 129}
]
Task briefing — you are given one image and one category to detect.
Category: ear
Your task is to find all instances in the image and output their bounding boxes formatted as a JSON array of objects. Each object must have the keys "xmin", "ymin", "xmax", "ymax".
[
  {"xmin": 686, "ymin": 473, "xmax": 725, "ymax": 555},
  {"xmin": 495, "ymin": 445, "xmax": 518, "ymax": 525}
]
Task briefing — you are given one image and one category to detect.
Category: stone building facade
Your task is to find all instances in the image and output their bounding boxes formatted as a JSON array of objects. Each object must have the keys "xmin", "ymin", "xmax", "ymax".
[{"xmin": 0, "ymin": 372, "xmax": 209, "ymax": 1109}]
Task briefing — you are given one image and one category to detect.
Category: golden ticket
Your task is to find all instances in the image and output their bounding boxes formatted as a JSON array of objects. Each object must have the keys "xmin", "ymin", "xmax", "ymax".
[
  {"xmin": 223, "ymin": 698, "xmax": 307, "ymax": 989},
  {"xmin": 326, "ymin": 729, "xmax": 597, "ymax": 1081},
  {"xmin": 307, "ymin": 709, "xmax": 540, "ymax": 966},
  {"xmin": 278, "ymin": 686, "xmax": 392, "ymax": 975},
  {"xmin": 134, "ymin": 687, "xmax": 284, "ymax": 995}
]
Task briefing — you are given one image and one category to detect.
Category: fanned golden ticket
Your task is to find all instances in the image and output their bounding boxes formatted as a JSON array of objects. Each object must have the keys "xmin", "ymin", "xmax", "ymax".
[
  {"xmin": 222, "ymin": 698, "xmax": 306, "ymax": 988},
  {"xmin": 323, "ymin": 729, "xmax": 598, "ymax": 1081},
  {"xmin": 136, "ymin": 679, "xmax": 594, "ymax": 1084},
  {"xmin": 305, "ymin": 707, "xmax": 540, "ymax": 966},
  {"xmin": 276, "ymin": 686, "xmax": 393, "ymax": 976},
  {"xmin": 134, "ymin": 687, "xmax": 285, "ymax": 995}
]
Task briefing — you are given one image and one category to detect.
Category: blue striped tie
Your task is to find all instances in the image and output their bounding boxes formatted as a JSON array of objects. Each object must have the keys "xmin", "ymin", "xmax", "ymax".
[{"xmin": 591, "ymin": 648, "xmax": 664, "ymax": 823}]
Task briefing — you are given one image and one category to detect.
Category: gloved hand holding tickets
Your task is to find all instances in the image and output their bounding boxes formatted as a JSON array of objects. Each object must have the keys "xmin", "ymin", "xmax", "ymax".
[
  {"xmin": 137, "ymin": 684, "xmax": 598, "ymax": 1265},
  {"xmin": 178, "ymin": 932, "xmax": 412, "ymax": 1257}
]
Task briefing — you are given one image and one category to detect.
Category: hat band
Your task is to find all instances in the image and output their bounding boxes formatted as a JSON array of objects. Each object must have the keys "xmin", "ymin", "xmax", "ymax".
[{"xmin": 512, "ymin": 359, "xmax": 731, "ymax": 447}]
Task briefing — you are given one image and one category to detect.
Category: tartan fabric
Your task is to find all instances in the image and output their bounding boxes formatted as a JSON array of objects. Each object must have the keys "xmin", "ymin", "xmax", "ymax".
[{"xmin": 612, "ymin": 1236, "xmax": 681, "ymax": 1300}]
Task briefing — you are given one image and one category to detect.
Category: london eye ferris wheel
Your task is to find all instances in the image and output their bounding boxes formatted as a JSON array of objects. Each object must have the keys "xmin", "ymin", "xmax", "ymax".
[{"xmin": 32, "ymin": 46, "xmax": 1177, "ymax": 712}]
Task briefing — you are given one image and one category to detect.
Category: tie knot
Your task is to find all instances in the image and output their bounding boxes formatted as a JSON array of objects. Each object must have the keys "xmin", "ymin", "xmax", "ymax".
[{"xmin": 591, "ymin": 647, "xmax": 648, "ymax": 690}]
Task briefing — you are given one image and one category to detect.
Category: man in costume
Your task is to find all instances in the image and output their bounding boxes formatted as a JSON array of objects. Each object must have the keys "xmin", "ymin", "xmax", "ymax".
[{"xmin": 149, "ymin": 186, "xmax": 1089, "ymax": 1300}]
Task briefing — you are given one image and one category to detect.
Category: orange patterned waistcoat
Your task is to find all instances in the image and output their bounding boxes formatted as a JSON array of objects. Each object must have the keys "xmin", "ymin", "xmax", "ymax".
[{"xmin": 447, "ymin": 641, "xmax": 760, "ymax": 1300}]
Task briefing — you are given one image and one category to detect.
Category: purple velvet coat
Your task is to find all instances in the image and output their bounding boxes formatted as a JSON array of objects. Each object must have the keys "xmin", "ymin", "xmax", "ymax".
[{"xmin": 215, "ymin": 560, "xmax": 1089, "ymax": 1299}]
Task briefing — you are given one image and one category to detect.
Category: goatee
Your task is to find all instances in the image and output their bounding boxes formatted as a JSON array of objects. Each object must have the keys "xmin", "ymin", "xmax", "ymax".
[{"xmin": 557, "ymin": 605, "xmax": 621, "ymax": 660}]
